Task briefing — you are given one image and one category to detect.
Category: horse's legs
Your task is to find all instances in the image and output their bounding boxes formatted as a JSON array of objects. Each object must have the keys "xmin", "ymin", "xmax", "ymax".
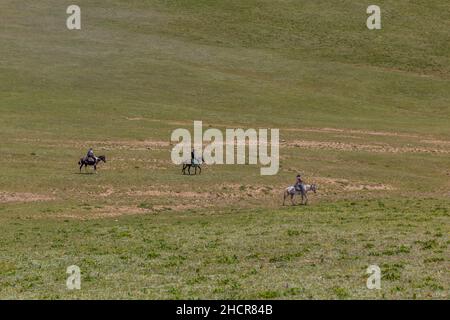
[
  {"xmin": 282, "ymin": 191, "xmax": 287, "ymax": 206},
  {"xmin": 290, "ymin": 194, "xmax": 295, "ymax": 206},
  {"xmin": 182, "ymin": 164, "xmax": 186, "ymax": 175},
  {"xmin": 198, "ymin": 166, "xmax": 201, "ymax": 175},
  {"xmin": 300, "ymin": 192, "xmax": 307, "ymax": 205}
]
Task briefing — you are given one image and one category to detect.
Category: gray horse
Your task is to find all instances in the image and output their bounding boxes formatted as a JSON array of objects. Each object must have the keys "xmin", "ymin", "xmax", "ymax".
[{"xmin": 283, "ymin": 184, "xmax": 317, "ymax": 206}]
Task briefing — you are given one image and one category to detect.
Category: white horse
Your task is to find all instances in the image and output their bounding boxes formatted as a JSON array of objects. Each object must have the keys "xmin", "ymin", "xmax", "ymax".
[{"xmin": 283, "ymin": 184, "xmax": 317, "ymax": 206}]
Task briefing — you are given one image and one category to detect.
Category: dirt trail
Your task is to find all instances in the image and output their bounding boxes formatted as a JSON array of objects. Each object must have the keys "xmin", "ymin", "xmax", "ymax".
[
  {"xmin": 15, "ymin": 125, "xmax": 450, "ymax": 155},
  {"xmin": 15, "ymin": 138, "xmax": 170, "ymax": 150},
  {"xmin": 49, "ymin": 203, "xmax": 212, "ymax": 220},
  {"xmin": 32, "ymin": 177, "xmax": 396, "ymax": 219},
  {"xmin": 284, "ymin": 127, "xmax": 423, "ymax": 138},
  {"xmin": 283, "ymin": 140, "xmax": 450, "ymax": 154},
  {"xmin": 0, "ymin": 192, "xmax": 55, "ymax": 203},
  {"xmin": 313, "ymin": 177, "xmax": 395, "ymax": 192}
]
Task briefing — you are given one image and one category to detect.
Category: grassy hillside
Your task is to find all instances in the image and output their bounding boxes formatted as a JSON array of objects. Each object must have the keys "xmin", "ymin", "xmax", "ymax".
[
  {"xmin": 0, "ymin": 1, "xmax": 448, "ymax": 299},
  {"xmin": 2, "ymin": 0, "xmax": 450, "ymax": 138},
  {"xmin": 1, "ymin": 199, "xmax": 448, "ymax": 299}
]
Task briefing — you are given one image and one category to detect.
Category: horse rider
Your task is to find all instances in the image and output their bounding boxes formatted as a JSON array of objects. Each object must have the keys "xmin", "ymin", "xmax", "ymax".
[
  {"xmin": 295, "ymin": 174, "xmax": 305, "ymax": 194},
  {"xmin": 191, "ymin": 148, "xmax": 196, "ymax": 165},
  {"xmin": 86, "ymin": 148, "xmax": 97, "ymax": 162}
]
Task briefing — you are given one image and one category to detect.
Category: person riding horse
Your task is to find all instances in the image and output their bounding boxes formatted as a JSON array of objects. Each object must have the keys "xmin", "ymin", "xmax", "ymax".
[
  {"xmin": 295, "ymin": 174, "xmax": 305, "ymax": 194},
  {"xmin": 191, "ymin": 148, "xmax": 197, "ymax": 165},
  {"xmin": 86, "ymin": 148, "xmax": 97, "ymax": 163},
  {"xmin": 79, "ymin": 151, "xmax": 106, "ymax": 172},
  {"xmin": 181, "ymin": 148, "xmax": 204, "ymax": 175}
]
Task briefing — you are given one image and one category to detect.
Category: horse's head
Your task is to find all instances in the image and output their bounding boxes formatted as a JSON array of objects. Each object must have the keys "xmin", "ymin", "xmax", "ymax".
[
  {"xmin": 311, "ymin": 184, "xmax": 317, "ymax": 193},
  {"xmin": 98, "ymin": 155, "xmax": 106, "ymax": 163}
]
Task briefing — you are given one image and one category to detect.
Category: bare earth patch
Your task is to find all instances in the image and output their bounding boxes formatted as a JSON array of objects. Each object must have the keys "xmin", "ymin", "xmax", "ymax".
[
  {"xmin": 126, "ymin": 190, "xmax": 210, "ymax": 198},
  {"xmin": 0, "ymin": 192, "xmax": 55, "ymax": 203},
  {"xmin": 99, "ymin": 187, "xmax": 115, "ymax": 197},
  {"xmin": 14, "ymin": 138, "xmax": 170, "ymax": 151},
  {"xmin": 285, "ymin": 127, "xmax": 423, "ymax": 138},
  {"xmin": 344, "ymin": 184, "xmax": 395, "ymax": 191},
  {"xmin": 36, "ymin": 177, "xmax": 395, "ymax": 219},
  {"xmin": 52, "ymin": 203, "xmax": 211, "ymax": 220},
  {"xmin": 311, "ymin": 177, "xmax": 395, "ymax": 193},
  {"xmin": 421, "ymin": 139, "xmax": 450, "ymax": 146},
  {"xmin": 15, "ymin": 127, "xmax": 450, "ymax": 155},
  {"xmin": 283, "ymin": 140, "xmax": 450, "ymax": 154},
  {"xmin": 52, "ymin": 206, "xmax": 150, "ymax": 220}
]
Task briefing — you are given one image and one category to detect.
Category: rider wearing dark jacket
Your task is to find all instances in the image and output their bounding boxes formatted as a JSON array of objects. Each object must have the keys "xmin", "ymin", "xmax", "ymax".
[
  {"xmin": 191, "ymin": 148, "xmax": 195, "ymax": 165},
  {"xmin": 295, "ymin": 174, "xmax": 305, "ymax": 193}
]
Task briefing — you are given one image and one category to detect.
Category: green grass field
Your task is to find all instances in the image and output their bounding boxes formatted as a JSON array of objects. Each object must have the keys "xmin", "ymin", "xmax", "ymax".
[{"xmin": 0, "ymin": 0, "xmax": 449, "ymax": 299}]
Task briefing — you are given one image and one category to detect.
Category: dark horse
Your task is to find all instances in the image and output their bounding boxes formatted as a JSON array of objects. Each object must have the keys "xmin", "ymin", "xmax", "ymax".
[
  {"xmin": 182, "ymin": 157, "xmax": 204, "ymax": 175},
  {"xmin": 78, "ymin": 155, "xmax": 106, "ymax": 172}
]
